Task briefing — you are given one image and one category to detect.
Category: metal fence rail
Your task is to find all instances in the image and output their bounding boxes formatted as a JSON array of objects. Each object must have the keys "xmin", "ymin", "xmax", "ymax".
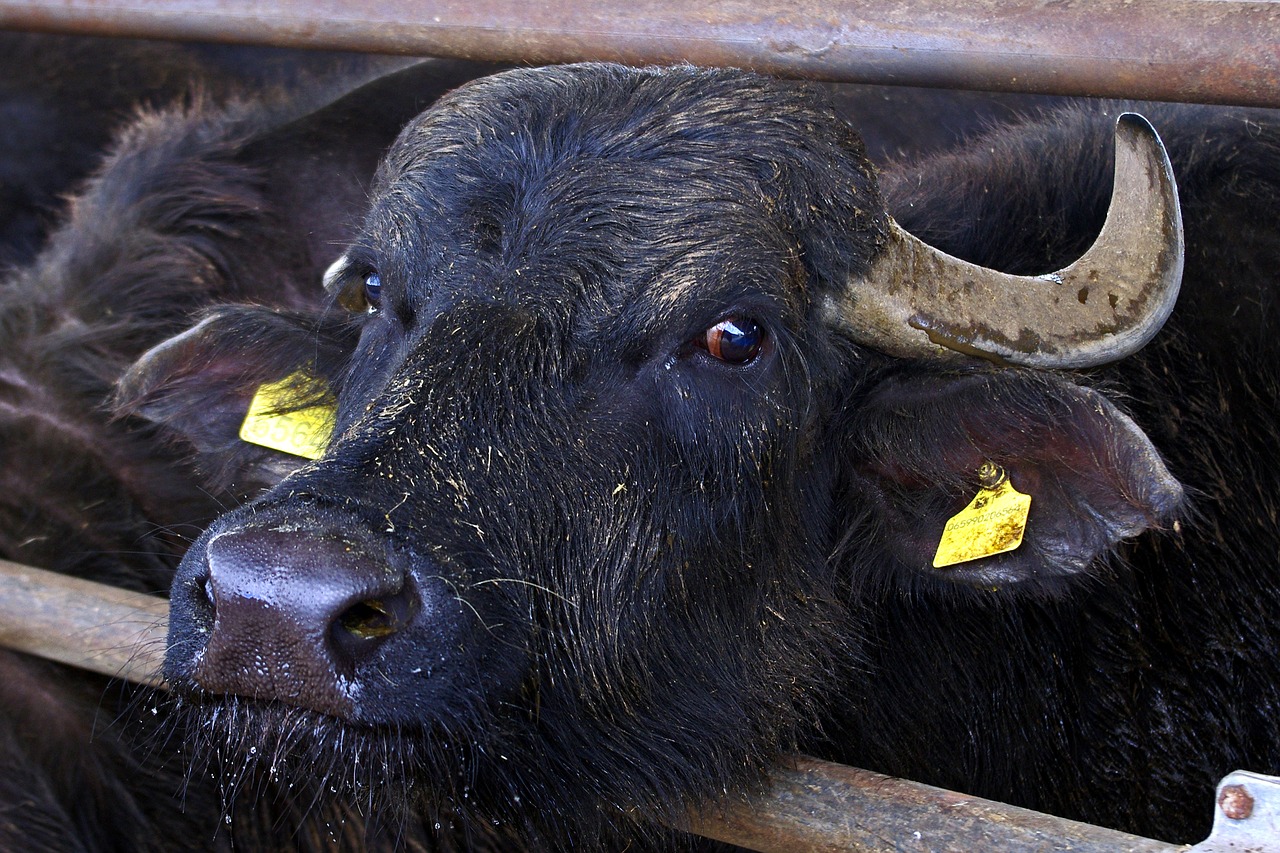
[{"xmin": 0, "ymin": 0, "xmax": 1278, "ymax": 107}]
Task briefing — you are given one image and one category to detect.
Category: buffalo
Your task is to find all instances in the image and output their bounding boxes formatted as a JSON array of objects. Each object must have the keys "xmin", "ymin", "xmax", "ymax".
[
  {"xmin": 0, "ymin": 55, "xmax": 495, "ymax": 851},
  {"xmin": 0, "ymin": 31, "xmax": 412, "ymax": 269},
  {"xmin": 112, "ymin": 62, "xmax": 1280, "ymax": 850}
]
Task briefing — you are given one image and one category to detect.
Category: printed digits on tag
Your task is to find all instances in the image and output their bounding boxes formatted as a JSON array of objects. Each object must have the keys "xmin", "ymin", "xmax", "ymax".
[
  {"xmin": 294, "ymin": 420, "xmax": 317, "ymax": 450},
  {"xmin": 271, "ymin": 417, "xmax": 292, "ymax": 445}
]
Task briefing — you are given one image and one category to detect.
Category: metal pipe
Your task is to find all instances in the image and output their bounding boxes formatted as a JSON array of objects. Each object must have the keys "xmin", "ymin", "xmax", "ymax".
[
  {"xmin": 0, "ymin": 558, "xmax": 167, "ymax": 687},
  {"xmin": 686, "ymin": 756, "xmax": 1186, "ymax": 852},
  {"xmin": 0, "ymin": 556, "xmax": 1186, "ymax": 851},
  {"xmin": 0, "ymin": 0, "xmax": 1277, "ymax": 107}
]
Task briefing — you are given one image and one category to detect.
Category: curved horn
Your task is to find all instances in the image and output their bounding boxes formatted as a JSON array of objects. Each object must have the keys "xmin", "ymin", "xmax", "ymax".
[{"xmin": 829, "ymin": 113, "xmax": 1184, "ymax": 368}]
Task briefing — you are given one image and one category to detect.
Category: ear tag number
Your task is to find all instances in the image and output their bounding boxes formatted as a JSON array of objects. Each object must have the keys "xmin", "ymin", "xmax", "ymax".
[
  {"xmin": 933, "ymin": 463, "xmax": 1032, "ymax": 569},
  {"xmin": 239, "ymin": 372, "xmax": 336, "ymax": 460}
]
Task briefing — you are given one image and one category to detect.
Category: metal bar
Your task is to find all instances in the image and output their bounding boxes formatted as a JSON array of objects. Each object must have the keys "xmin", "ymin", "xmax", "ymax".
[
  {"xmin": 0, "ymin": 0, "xmax": 1277, "ymax": 107},
  {"xmin": 687, "ymin": 756, "xmax": 1186, "ymax": 852},
  {"xmin": 0, "ymin": 558, "xmax": 167, "ymax": 687},
  {"xmin": 0, "ymin": 557, "xmax": 1186, "ymax": 851}
]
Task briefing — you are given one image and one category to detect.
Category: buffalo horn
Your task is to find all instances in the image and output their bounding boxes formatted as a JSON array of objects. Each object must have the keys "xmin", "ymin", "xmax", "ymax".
[{"xmin": 828, "ymin": 113, "xmax": 1184, "ymax": 368}]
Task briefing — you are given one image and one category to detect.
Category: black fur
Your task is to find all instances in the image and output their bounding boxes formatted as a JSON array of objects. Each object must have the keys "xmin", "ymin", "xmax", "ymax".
[{"xmin": 0, "ymin": 31, "xmax": 407, "ymax": 269}]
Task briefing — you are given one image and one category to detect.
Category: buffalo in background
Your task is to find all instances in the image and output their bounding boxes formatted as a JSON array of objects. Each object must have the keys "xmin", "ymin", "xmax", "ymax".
[
  {"xmin": 0, "ymin": 40, "xmax": 495, "ymax": 851},
  {"xmin": 0, "ymin": 32, "xmax": 413, "ymax": 269},
  {"xmin": 2, "ymin": 35, "xmax": 1279, "ymax": 852}
]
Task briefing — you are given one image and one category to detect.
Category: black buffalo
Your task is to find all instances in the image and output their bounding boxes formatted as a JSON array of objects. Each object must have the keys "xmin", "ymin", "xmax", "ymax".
[
  {"xmin": 0, "ymin": 55, "xmax": 495, "ymax": 851},
  {"xmin": 114, "ymin": 62, "xmax": 1280, "ymax": 850},
  {"xmin": 0, "ymin": 31, "xmax": 413, "ymax": 268}
]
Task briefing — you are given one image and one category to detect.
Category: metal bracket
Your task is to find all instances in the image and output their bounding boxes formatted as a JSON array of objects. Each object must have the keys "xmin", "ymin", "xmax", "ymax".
[{"xmin": 1190, "ymin": 770, "xmax": 1280, "ymax": 852}]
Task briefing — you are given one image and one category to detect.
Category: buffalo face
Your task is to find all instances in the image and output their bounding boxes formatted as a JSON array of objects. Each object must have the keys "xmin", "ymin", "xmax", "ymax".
[{"xmin": 140, "ymin": 64, "xmax": 885, "ymax": 843}]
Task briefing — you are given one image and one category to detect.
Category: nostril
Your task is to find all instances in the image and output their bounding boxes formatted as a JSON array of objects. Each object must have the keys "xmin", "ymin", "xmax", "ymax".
[
  {"xmin": 341, "ymin": 599, "xmax": 400, "ymax": 640},
  {"xmin": 332, "ymin": 584, "xmax": 418, "ymax": 661}
]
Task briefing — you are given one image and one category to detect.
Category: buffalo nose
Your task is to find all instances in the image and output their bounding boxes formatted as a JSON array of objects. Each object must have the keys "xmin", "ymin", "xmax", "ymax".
[{"xmin": 192, "ymin": 526, "xmax": 416, "ymax": 716}]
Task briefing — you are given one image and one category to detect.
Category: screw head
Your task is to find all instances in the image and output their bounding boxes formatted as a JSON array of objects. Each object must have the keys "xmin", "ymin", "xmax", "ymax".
[{"xmin": 1219, "ymin": 784, "xmax": 1255, "ymax": 820}]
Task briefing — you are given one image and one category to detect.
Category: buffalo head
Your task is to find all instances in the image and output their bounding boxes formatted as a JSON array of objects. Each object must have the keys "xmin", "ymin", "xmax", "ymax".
[{"xmin": 119, "ymin": 64, "xmax": 1183, "ymax": 847}]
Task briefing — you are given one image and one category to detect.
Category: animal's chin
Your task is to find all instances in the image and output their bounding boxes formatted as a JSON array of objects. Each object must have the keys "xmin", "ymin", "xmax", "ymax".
[
  {"xmin": 166, "ymin": 691, "xmax": 661, "ymax": 850},
  {"xmin": 171, "ymin": 693, "xmax": 454, "ymax": 823}
]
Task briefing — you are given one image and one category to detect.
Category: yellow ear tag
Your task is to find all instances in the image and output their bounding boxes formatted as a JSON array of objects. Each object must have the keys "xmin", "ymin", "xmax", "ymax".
[
  {"xmin": 239, "ymin": 372, "xmax": 336, "ymax": 460},
  {"xmin": 933, "ymin": 463, "xmax": 1032, "ymax": 569}
]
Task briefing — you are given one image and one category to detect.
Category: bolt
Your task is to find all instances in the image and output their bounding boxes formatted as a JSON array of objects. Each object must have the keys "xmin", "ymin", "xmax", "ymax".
[{"xmin": 1218, "ymin": 784, "xmax": 1254, "ymax": 820}]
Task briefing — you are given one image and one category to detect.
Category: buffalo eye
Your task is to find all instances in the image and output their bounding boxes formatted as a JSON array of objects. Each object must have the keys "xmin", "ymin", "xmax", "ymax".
[
  {"xmin": 699, "ymin": 317, "xmax": 766, "ymax": 365},
  {"xmin": 361, "ymin": 272, "xmax": 383, "ymax": 313},
  {"xmin": 336, "ymin": 268, "xmax": 384, "ymax": 315}
]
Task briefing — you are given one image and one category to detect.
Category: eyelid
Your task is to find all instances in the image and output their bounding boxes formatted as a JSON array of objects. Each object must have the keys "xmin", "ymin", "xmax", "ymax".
[{"xmin": 322, "ymin": 252, "xmax": 383, "ymax": 314}]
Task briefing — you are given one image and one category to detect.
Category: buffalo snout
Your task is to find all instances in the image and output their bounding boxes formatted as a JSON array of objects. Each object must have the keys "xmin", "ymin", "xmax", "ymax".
[{"xmin": 170, "ymin": 509, "xmax": 467, "ymax": 721}]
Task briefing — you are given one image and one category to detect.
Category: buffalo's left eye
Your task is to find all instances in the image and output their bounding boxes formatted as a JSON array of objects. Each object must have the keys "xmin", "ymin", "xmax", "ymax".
[{"xmin": 700, "ymin": 317, "xmax": 765, "ymax": 365}]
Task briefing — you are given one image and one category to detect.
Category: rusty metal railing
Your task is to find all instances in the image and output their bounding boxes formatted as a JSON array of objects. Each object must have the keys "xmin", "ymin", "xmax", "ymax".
[{"xmin": 0, "ymin": 0, "xmax": 1277, "ymax": 107}]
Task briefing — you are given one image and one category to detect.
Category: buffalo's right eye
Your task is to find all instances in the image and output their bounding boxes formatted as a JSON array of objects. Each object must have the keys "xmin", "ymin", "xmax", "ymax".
[
  {"xmin": 337, "ymin": 269, "xmax": 383, "ymax": 314},
  {"xmin": 362, "ymin": 272, "xmax": 382, "ymax": 313}
]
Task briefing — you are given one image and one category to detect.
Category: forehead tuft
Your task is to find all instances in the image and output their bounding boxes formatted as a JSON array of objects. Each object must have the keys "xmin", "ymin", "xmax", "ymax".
[
  {"xmin": 379, "ymin": 64, "xmax": 837, "ymax": 185},
  {"xmin": 355, "ymin": 63, "xmax": 887, "ymax": 322}
]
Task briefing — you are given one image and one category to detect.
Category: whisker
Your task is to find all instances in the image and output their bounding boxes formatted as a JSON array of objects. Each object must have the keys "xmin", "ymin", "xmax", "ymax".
[
  {"xmin": 426, "ymin": 573, "xmax": 497, "ymax": 633},
  {"xmin": 471, "ymin": 576, "xmax": 578, "ymax": 608}
]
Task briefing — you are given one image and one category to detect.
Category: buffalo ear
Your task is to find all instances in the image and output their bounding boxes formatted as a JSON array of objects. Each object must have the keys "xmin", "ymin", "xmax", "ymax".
[
  {"xmin": 115, "ymin": 305, "xmax": 357, "ymax": 493},
  {"xmin": 840, "ymin": 369, "xmax": 1184, "ymax": 594}
]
